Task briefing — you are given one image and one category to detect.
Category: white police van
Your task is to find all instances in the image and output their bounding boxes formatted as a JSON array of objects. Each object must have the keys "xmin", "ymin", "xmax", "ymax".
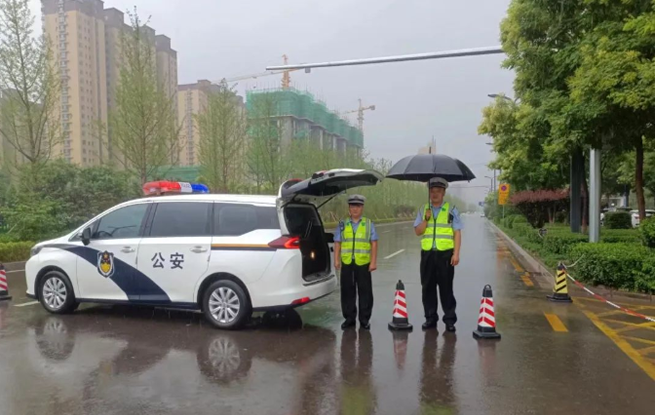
[{"xmin": 25, "ymin": 169, "xmax": 382, "ymax": 329}]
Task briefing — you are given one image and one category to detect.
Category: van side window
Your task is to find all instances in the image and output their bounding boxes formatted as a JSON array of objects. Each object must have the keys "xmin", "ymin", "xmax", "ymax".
[
  {"xmin": 214, "ymin": 204, "xmax": 279, "ymax": 236},
  {"xmin": 93, "ymin": 204, "xmax": 148, "ymax": 240},
  {"xmin": 149, "ymin": 202, "xmax": 211, "ymax": 237}
]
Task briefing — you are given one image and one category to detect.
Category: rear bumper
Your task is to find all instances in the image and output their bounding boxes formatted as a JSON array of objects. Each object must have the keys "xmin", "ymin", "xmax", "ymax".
[{"xmin": 249, "ymin": 272, "xmax": 338, "ymax": 309}]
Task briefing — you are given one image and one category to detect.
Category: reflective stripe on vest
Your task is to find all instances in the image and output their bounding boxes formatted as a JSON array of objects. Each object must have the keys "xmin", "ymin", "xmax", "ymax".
[
  {"xmin": 421, "ymin": 203, "xmax": 455, "ymax": 251},
  {"xmin": 341, "ymin": 217, "xmax": 372, "ymax": 265}
]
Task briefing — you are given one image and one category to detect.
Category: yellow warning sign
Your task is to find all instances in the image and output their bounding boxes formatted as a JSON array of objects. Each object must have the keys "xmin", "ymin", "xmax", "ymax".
[{"xmin": 498, "ymin": 183, "xmax": 510, "ymax": 205}]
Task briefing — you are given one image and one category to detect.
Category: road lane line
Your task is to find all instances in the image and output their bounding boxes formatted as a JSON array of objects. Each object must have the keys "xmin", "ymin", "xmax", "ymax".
[
  {"xmin": 509, "ymin": 257, "xmax": 524, "ymax": 272},
  {"xmin": 544, "ymin": 313, "xmax": 568, "ymax": 332},
  {"xmin": 14, "ymin": 301, "xmax": 39, "ymax": 307},
  {"xmin": 521, "ymin": 273, "xmax": 534, "ymax": 287},
  {"xmin": 6, "ymin": 270, "xmax": 25, "ymax": 274},
  {"xmin": 580, "ymin": 308, "xmax": 655, "ymax": 381},
  {"xmin": 384, "ymin": 249, "xmax": 405, "ymax": 260}
]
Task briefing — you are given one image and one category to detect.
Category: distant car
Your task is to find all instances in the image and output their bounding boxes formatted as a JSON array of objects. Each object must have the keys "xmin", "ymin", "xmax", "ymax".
[
  {"xmin": 480, "ymin": 212, "xmax": 485, "ymax": 218},
  {"xmin": 630, "ymin": 209, "xmax": 655, "ymax": 228}
]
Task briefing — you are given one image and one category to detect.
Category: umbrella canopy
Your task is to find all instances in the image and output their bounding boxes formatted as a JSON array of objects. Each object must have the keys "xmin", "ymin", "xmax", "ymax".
[{"xmin": 386, "ymin": 154, "xmax": 476, "ymax": 182}]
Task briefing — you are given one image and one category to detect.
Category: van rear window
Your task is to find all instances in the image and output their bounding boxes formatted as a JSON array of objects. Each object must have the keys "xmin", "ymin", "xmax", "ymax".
[{"xmin": 214, "ymin": 204, "xmax": 279, "ymax": 236}]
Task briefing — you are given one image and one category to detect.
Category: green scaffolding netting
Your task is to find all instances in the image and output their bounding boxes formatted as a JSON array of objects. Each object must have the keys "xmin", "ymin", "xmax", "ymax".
[{"xmin": 246, "ymin": 88, "xmax": 363, "ymax": 148}]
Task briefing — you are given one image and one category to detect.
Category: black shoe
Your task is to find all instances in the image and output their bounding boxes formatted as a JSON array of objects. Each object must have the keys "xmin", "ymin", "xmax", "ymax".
[
  {"xmin": 446, "ymin": 324, "xmax": 456, "ymax": 333},
  {"xmin": 422, "ymin": 319, "xmax": 437, "ymax": 330},
  {"xmin": 360, "ymin": 322, "xmax": 371, "ymax": 330},
  {"xmin": 341, "ymin": 320, "xmax": 356, "ymax": 330}
]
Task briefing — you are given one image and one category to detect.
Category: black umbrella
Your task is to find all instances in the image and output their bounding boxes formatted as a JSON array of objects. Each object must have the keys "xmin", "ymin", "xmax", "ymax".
[{"xmin": 386, "ymin": 154, "xmax": 476, "ymax": 182}]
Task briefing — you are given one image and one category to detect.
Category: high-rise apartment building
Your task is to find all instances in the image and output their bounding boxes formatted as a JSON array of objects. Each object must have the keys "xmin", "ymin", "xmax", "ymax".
[
  {"xmin": 43, "ymin": 0, "xmax": 107, "ymax": 166},
  {"xmin": 156, "ymin": 35, "xmax": 179, "ymax": 163},
  {"xmin": 42, "ymin": 0, "xmax": 177, "ymax": 167},
  {"xmin": 177, "ymin": 80, "xmax": 217, "ymax": 167},
  {"xmin": 176, "ymin": 80, "xmax": 246, "ymax": 167}
]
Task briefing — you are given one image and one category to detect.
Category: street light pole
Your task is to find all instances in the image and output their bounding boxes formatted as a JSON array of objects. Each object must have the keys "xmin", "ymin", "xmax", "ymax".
[
  {"xmin": 484, "ymin": 176, "xmax": 494, "ymax": 193},
  {"xmin": 265, "ymin": 46, "xmax": 504, "ymax": 71}
]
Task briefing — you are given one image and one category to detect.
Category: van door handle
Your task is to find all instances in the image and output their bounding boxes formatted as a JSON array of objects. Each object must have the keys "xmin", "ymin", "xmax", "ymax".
[
  {"xmin": 190, "ymin": 246, "xmax": 208, "ymax": 253},
  {"xmin": 121, "ymin": 246, "xmax": 135, "ymax": 253}
]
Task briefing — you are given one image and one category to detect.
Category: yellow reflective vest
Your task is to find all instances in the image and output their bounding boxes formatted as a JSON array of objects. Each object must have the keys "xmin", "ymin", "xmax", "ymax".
[
  {"xmin": 421, "ymin": 203, "xmax": 454, "ymax": 251},
  {"xmin": 341, "ymin": 217, "xmax": 372, "ymax": 266}
]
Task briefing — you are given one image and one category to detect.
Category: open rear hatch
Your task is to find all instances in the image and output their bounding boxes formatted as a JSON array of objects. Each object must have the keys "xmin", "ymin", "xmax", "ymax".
[{"xmin": 278, "ymin": 169, "xmax": 383, "ymax": 282}]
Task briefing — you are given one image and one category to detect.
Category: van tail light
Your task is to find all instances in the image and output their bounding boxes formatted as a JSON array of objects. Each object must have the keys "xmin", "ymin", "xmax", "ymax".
[
  {"xmin": 269, "ymin": 236, "xmax": 301, "ymax": 249},
  {"xmin": 291, "ymin": 297, "xmax": 310, "ymax": 305}
]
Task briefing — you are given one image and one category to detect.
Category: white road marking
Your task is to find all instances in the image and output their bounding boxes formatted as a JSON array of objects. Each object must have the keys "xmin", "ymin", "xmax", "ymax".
[
  {"xmin": 384, "ymin": 249, "xmax": 405, "ymax": 260},
  {"xmin": 6, "ymin": 270, "xmax": 25, "ymax": 274},
  {"xmin": 14, "ymin": 301, "xmax": 39, "ymax": 307}
]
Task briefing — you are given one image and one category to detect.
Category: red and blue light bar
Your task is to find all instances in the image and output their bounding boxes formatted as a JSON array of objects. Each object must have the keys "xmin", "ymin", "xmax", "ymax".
[{"xmin": 143, "ymin": 181, "xmax": 209, "ymax": 196}]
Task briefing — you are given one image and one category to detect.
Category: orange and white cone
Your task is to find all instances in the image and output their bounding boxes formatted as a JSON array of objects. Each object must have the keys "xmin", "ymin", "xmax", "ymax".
[
  {"xmin": 388, "ymin": 280, "xmax": 413, "ymax": 331},
  {"xmin": 473, "ymin": 284, "xmax": 500, "ymax": 339},
  {"xmin": 0, "ymin": 264, "xmax": 11, "ymax": 302}
]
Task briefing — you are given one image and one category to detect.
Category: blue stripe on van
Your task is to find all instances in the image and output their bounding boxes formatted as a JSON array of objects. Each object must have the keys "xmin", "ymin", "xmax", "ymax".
[{"xmin": 46, "ymin": 244, "xmax": 170, "ymax": 302}]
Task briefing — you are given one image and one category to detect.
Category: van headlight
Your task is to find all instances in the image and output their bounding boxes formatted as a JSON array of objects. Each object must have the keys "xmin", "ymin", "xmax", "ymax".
[{"xmin": 30, "ymin": 245, "xmax": 43, "ymax": 257}]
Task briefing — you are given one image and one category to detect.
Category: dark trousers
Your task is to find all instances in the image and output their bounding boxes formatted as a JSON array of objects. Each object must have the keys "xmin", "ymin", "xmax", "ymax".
[
  {"xmin": 420, "ymin": 249, "xmax": 457, "ymax": 325},
  {"xmin": 340, "ymin": 263, "xmax": 373, "ymax": 324}
]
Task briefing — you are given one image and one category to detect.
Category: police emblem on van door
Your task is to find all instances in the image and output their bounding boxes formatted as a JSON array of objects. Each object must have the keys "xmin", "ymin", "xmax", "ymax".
[{"xmin": 97, "ymin": 251, "xmax": 115, "ymax": 278}]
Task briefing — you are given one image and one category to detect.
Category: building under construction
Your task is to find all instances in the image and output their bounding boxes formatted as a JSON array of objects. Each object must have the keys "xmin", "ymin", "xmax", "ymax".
[{"xmin": 246, "ymin": 88, "xmax": 364, "ymax": 153}]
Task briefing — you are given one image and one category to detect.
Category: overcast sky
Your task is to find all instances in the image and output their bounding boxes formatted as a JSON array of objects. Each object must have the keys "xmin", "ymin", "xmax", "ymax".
[{"xmin": 31, "ymin": 0, "xmax": 514, "ymax": 205}]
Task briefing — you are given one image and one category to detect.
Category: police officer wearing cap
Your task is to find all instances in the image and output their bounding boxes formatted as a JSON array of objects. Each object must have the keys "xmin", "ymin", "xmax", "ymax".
[
  {"xmin": 414, "ymin": 177, "xmax": 463, "ymax": 332},
  {"xmin": 334, "ymin": 194, "xmax": 379, "ymax": 330}
]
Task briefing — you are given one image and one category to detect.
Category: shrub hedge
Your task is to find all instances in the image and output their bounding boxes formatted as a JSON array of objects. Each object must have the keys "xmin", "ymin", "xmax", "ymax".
[
  {"xmin": 0, "ymin": 242, "xmax": 34, "ymax": 263},
  {"xmin": 604, "ymin": 212, "xmax": 632, "ymax": 229},
  {"xmin": 498, "ymin": 214, "xmax": 655, "ymax": 294},
  {"xmin": 570, "ymin": 243, "xmax": 654, "ymax": 292},
  {"xmin": 640, "ymin": 217, "xmax": 655, "ymax": 248}
]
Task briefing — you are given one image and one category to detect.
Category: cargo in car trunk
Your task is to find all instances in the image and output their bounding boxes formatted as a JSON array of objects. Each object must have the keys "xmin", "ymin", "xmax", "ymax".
[{"xmin": 283, "ymin": 204, "xmax": 330, "ymax": 282}]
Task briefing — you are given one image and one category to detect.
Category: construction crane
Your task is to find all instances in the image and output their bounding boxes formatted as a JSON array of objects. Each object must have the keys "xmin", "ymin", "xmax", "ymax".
[
  {"xmin": 220, "ymin": 55, "xmax": 297, "ymax": 88},
  {"xmin": 344, "ymin": 99, "xmax": 376, "ymax": 134}
]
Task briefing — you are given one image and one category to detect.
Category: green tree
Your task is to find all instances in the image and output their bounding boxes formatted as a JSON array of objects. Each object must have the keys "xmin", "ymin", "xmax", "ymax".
[
  {"xmin": 246, "ymin": 92, "xmax": 288, "ymax": 192},
  {"xmin": 196, "ymin": 81, "xmax": 247, "ymax": 193},
  {"xmin": 0, "ymin": 0, "xmax": 60, "ymax": 178},
  {"xmin": 108, "ymin": 10, "xmax": 179, "ymax": 187},
  {"xmin": 569, "ymin": 0, "xmax": 655, "ymax": 220}
]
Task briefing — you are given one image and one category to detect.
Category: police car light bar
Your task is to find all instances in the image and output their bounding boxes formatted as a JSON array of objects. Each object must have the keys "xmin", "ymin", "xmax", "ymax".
[{"xmin": 143, "ymin": 181, "xmax": 210, "ymax": 196}]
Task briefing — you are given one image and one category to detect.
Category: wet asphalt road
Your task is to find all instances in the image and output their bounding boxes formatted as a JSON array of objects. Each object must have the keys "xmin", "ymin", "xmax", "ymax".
[{"xmin": 1, "ymin": 216, "xmax": 654, "ymax": 415}]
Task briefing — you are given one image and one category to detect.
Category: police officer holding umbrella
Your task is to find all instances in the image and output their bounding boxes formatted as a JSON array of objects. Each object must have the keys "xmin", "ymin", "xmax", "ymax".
[
  {"xmin": 334, "ymin": 195, "xmax": 379, "ymax": 330},
  {"xmin": 414, "ymin": 177, "xmax": 463, "ymax": 332}
]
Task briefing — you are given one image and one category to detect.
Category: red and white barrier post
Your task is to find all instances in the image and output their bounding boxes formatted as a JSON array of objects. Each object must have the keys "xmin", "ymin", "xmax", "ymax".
[{"xmin": 0, "ymin": 263, "xmax": 12, "ymax": 301}]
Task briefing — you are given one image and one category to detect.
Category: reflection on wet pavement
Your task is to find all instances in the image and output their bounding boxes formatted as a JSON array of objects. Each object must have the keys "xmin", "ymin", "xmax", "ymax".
[{"xmin": 0, "ymin": 219, "xmax": 654, "ymax": 414}]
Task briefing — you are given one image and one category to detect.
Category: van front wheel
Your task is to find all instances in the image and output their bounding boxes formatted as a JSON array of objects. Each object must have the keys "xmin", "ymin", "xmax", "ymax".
[{"xmin": 203, "ymin": 280, "xmax": 251, "ymax": 330}]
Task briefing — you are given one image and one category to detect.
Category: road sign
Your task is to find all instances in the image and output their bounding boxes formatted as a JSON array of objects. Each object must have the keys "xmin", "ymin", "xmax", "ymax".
[
  {"xmin": 498, "ymin": 183, "xmax": 510, "ymax": 206},
  {"xmin": 478, "ymin": 201, "xmax": 485, "ymax": 207}
]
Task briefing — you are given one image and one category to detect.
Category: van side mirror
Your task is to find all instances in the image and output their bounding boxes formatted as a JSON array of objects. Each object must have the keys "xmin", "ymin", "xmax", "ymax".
[{"xmin": 81, "ymin": 227, "xmax": 92, "ymax": 246}]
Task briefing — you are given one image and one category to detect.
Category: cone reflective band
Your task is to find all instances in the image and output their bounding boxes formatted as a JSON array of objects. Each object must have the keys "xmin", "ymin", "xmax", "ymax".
[
  {"xmin": 473, "ymin": 284, "xmax": 500, "ymax": 339},
  {"xmin": 388, "ymin": 280, "xmax": 413, "ymax": 331},
  {"xmin": 0, "ymin": 263, "xmax": 12, "ymax": 301},
  {"xmin": 547, "ymin": 263, "xmax": 573, "ymax": 303}
]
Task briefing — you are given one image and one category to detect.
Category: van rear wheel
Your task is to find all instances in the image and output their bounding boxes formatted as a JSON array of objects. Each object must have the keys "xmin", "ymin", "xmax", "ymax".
[{"xmin": 203, "ymin": 280, "xmax": 251, "ymax": 330}]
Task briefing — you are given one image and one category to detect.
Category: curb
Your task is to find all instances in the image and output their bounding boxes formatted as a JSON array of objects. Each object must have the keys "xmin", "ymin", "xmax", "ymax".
[
  {"xmin": 0, "ymin": 261, "xmax": 26, "ymax": 272},
  {"xmin": 488, "ymin": 220, "xmax": 654, "ymax": 303},
  {"xmin": 487, "ymin": 220, "xmax": 553, "ymax": 289}
]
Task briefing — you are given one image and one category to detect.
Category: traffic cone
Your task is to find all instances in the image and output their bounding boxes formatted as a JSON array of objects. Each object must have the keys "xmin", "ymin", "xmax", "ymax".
[
  {"xmin": 0, "ymin": 264, "xmax": 11, "ymax": 302},
  {"xmin": 473, "ymin": 285, "xmax": 501, "ymax": 339},
  {"xmin": 388, "ymin": 280, "xmax": 413, "ymax": 331},
  {"xmin": 547, "ymin": 263, "xmax": 573, "ymax": 303}
]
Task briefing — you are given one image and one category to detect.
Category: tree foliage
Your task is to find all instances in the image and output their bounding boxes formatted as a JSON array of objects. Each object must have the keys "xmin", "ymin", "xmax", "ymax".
[
  {"xmin": 196, "ymin": 81, "xmax": 246, "ymax": 193},
  {"xmin": 0, "ymin": 0, "xmax": 60, "ymax": 173},
  {"xmin": 108, "ymin": 10, "xmax": 179, "ymax": 187}
]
